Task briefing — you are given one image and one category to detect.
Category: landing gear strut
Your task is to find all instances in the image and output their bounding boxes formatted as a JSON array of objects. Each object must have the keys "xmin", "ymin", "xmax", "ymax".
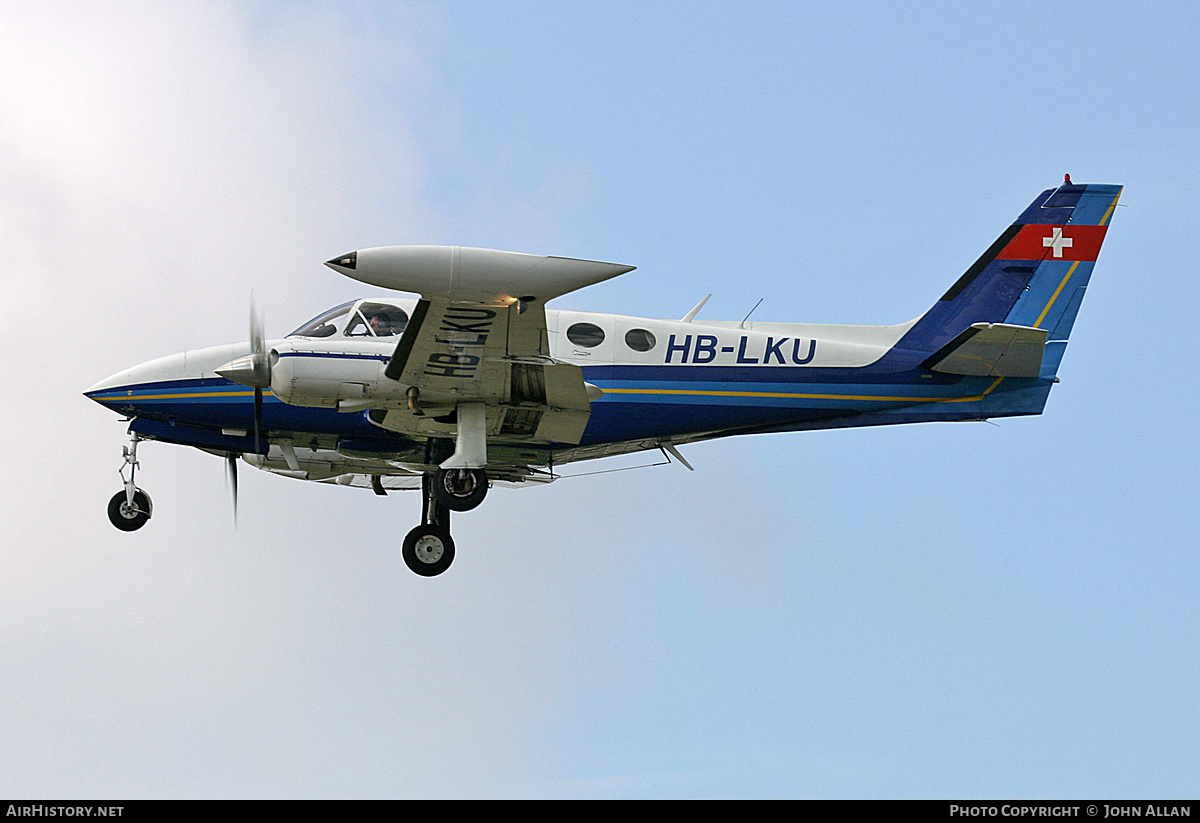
[
  {"xmin": 430, "ymin": 401, "xmax": 489, "ymax": 513},
  {"xmin": 108, "ymin": 432, "xmax": 152, "ymax": 531},
  {"xmin": 402, "ymin": 474, "xmax": 455, "ymax": 576}
]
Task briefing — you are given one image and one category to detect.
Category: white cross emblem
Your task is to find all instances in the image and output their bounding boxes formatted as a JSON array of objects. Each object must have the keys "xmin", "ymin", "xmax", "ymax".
[{"xmin": 1042, "ymin": 227, "xmax": 1074, "ymax": 258}]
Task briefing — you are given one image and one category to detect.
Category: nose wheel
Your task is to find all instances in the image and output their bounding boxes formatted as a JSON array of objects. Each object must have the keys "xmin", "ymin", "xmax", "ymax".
[
  {"xmin": 108, "ymin": 432, "xmax": 153, "ymax": 531},
  {"xmin": 108, "ymin": 488, "xmax": 152, "ymax": 531}
]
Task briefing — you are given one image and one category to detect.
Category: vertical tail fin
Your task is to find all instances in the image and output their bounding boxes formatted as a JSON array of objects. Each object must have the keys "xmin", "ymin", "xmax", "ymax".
[{"xmin": 898, "ymin": 180, "xmax": 1123, "ymax": 379}]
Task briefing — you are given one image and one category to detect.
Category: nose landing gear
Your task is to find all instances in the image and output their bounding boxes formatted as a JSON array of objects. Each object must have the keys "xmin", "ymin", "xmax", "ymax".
[
  {"xmin": 108, "ymin": 489, "xmax": 152, "ymax": 531},
  {"xmin": 108, "ymin": 432, "xmax": 152, "ymax": 531}
]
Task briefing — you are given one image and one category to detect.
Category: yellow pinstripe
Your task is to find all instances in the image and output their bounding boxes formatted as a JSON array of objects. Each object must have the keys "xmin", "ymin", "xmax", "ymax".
[{"xmin": 600, "ymin": 377, "xmax": 1005, "ymax": 405}]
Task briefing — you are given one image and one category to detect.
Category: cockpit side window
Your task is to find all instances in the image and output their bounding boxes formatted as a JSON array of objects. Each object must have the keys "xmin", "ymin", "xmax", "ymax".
[
  {"xmin": 289, "ymin": 301, "xmax": 354, "ymax": 338},
  {"xmin": 345, "ymin": 303, "xmax": 410, "ymax": 338}
]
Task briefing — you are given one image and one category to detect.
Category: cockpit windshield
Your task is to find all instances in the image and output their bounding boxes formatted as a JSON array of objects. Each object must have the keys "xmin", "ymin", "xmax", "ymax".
[
  {"xmin": 289, "ymin": 301, "xmax": 354, "ymax": 338},
  {"xmin": 288, "ymin": 300, "xmax": 411, "ymax": 339}
]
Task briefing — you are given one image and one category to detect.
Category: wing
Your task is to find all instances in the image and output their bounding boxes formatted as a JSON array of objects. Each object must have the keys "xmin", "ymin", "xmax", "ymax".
[
  {"xmin": 378, "ymin": 297, "xmax": 593, "ymax": 443},
  {"xmin": 385, "ymin": 297, "xmax": 546, "ymax": 399},
  {"xmin": 327, "ymin": 245, "xmax": 633, "ymax": 446}
]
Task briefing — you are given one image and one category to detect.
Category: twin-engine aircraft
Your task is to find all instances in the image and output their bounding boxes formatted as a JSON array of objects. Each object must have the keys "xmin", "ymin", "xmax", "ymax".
[{"xmin": 87, "ymin": 179, "xmax": 1122, "ymax": 576}]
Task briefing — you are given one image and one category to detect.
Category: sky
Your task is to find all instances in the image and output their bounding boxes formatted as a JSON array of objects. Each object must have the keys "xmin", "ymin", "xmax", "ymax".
[{"xmin": 1, "ymin": 0, "xmax": 1197, "ymax": 799}]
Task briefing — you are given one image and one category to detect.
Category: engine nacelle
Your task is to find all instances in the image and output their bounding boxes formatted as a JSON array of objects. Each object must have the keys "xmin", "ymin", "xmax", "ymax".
[{"xmin": 269, "ymin": 340, "xmax": 405, "ymax": 408}]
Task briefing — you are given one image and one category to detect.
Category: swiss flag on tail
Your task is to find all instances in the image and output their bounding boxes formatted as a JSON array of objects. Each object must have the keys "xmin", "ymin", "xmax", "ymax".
[{"xmin": 996, "ymin": 224, "xmax": 1109, "ymax": 262}]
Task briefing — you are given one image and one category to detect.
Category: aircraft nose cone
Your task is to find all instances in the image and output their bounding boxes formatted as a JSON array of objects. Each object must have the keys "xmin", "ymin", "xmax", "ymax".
[
  {"xmin": 83, "ymin": 351, "xmax": 191, "ymax": 406},
  {"xmin": 325, "ymin": 250, "xmax": 357, "ymax": 271},
  {"xmin": 86, "ymin": 364, "xmax": 146, "ymax": 397},
  {"xmin": 84, "ymin": 366, "xmax": 140, "ymax": 409},
  {"xmin": 84, "ymin": 371, "xmax": 124, "ymax": 398}
]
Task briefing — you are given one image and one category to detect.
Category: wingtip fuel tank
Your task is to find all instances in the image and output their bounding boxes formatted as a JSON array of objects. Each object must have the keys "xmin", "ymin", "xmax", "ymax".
[{"xmin": 325, "ymin": 245, "xmax": 635, "ymax": 303}]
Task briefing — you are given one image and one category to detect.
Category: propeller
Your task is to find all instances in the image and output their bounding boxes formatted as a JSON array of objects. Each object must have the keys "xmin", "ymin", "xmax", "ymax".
[
  {"xmin": 215, "ymin": 299, "xmax": 270, "ymax": 454},
  {"xmin": 226, "ymin": 452, "xmax": 239, "ymax": 523},
  {"xmin": 249, "ymin": 298, "xmax": 266, "ymax": 455},
  {"xmin": 214, "ymin": 300, "xmax": 269, "ymax": 524}
]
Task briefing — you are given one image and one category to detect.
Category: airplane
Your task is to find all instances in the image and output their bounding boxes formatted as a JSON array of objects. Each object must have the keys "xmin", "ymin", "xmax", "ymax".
[{"xmin": 86, "ymin": 178, "xmax": 1122, "ymax": 576}]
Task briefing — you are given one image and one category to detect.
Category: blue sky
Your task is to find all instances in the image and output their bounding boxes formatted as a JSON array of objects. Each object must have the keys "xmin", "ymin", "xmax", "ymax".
[{"xmin": 1, "ymin": 1, "xmax": 1197, "ymax": 798}]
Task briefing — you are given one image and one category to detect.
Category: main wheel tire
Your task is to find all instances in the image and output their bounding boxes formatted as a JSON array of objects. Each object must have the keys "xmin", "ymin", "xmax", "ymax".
[
  {"xmin": 108, "ymin": 489, "xmax": 152, "ymax": 531},
  {"xmin": 402, "ymin": 524, "xmax": 456, "ymax": 576},
  {"xmin": 431, "ymin": 468, "xmax": 488, "ymax": 512}
]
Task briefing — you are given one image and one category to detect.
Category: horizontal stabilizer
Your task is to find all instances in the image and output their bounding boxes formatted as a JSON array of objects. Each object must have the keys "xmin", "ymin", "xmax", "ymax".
[{"xmin": 923, "ymin": 323, "xmax": 1048, "ymax": 378}]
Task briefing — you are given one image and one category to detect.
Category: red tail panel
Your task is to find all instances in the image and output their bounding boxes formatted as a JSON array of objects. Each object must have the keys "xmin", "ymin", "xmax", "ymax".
[{"xmin": 996, "ymin": 224, "xmax": 1109, "ymax": 262}]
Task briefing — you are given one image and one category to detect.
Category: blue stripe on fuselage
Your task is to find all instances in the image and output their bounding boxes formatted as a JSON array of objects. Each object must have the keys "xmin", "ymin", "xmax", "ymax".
[
  {"xmin": 87, "ymin": 365, "xmax": 1051, "ymax": 454},
  {"xmin": 85, "ymin": 377, "xmax": 385, "ymax": 439},
  {"xmin": 274, "ymin": 351, "xmax": 390, "ymax": 362}
]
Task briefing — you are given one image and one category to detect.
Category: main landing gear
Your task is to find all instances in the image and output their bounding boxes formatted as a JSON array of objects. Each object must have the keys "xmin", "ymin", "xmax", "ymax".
[
  {"xmin": 401, "ymin": 403, "xmax": 491, "ymax": 577},
  {"xmin": 431, "ymin": 467, "xmax": 488, "ymax": 512},
  {"xmin": 108, "ymin": 432, "xmax": 153, "ymax": 531},
  {"xmin": 401, "ymin": 467, "xmax": 491, "ymax": 577},
  {"xmin": 402, "ymin": 474, "xmax": 456, "ymax": 576}
]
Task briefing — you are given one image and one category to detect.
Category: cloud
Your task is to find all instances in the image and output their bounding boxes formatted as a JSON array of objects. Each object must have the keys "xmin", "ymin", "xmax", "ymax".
[{"xmin": 0, "ymin": 3, "xmax": 560, "ymax": 797}]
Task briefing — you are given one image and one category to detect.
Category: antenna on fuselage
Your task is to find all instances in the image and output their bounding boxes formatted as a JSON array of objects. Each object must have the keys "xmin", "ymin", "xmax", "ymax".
[
  {"xmin": 680, "ymin": 294, "xmax": 711, "ymax": 323},
  {"xmin": 739, "ymin": 298, "xmax": 763, "ymax": 329}
]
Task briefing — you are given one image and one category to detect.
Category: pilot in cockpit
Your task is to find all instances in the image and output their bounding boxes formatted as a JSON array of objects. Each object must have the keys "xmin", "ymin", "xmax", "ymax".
[
  {"xmin": 369, "ymin": 311, "xmax": 401, "ymax": 336},
  {"xmin": 341, "ymin": 302, "xmax": 409, "ymax": 338}
]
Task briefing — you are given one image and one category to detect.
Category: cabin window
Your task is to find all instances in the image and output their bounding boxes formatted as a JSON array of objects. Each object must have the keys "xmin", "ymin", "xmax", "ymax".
[
  {"xmin": 566, "ymin": 322, "xmax": 605, "ymax": 348},
  {"xmin": 345, "ymin": 303, "xmax": 410, "ymax": 338},
  {"xmin": 289, "ymin": 301, "xmax": 354, "ymax": 338},
  {"xmin": 624, "ymin": 328, "xmax": 656, "ymax": 352}
]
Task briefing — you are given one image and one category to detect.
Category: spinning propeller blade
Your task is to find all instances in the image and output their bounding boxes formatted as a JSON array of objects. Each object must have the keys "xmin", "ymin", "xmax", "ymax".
[
  {"xmin": 253, "ymin": 387, "xmax": 263, "ymax": 455},
  {"xmin": 214, "ymin": 298, "xmax": 272, "ymax": 457},
  {"xmin": 225, "ymin": 452, "xmax": 239, "ymax": 524},
  {"xmin": 249, "ymin": 296, "xmax": 265, "ymax": 362},
  {"xmin": 250, "ymin": 298, "xmax": 266, "ymax": 454},
  {"xmin": 215, "ymin": 302, "xmax": 267, "ymax": 524}
]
